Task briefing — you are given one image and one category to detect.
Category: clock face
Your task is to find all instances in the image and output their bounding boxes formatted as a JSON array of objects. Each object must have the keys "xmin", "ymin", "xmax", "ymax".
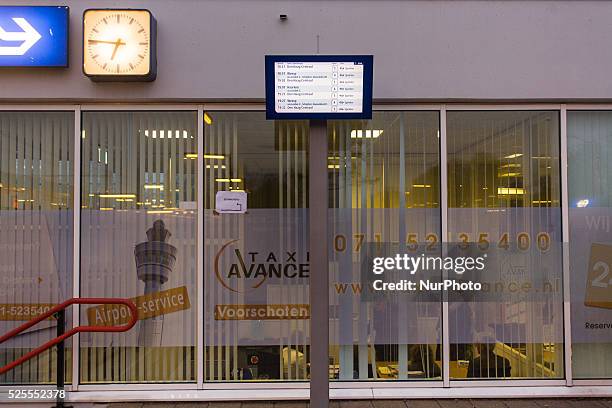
[{"xmin": 83, "ymin": 9, "xmax": 154, "ymax": 78}]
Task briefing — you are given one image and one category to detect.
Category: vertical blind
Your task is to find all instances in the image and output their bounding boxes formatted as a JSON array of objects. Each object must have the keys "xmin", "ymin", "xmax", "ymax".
[
  {"xmin": 80, "ymin": 111, "xmax": 197, "ymax": 383},
  {"xmin": 0, "ymin": 112, "xmax": 73, "ymax": 384},
  {"xmin": 328, "ymin": 112, "xmax": 441, "ymax": 381},
  {"xmin": 567, "ymin": 111, "xmax": 612, "ymax": 379},
  {"xmin": 447, "ymin": 111, "xmax": 563, "ymax": 379},
  {"xmin": 203, "ymin": 112, "xmax": 310, "ymax": 381}
]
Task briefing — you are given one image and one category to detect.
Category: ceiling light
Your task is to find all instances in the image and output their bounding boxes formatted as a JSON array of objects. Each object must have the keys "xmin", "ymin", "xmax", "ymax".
[
  {"xmin": 216, "ymin": 178, "xmax": 242, "ymax": 183},
  {"xmin": 204, "ymin": 112, "xmax": 213, "ymax": 125},
  {"xmin": 350, "ymin": 129, "xmax": 383, "ymax": 139},
  {"xmin": 412, "ymin": 184, "xmax": 432, "ymax": 188},
  {"xmin": 577, "ymin": 199, "xmax": 589, "ymax": 208},
  {"xmin": 185, "ymin": 153, "xmax": 226, "ymax": 160},
  {"xmin": 99, "ymin": 194, "xmax": 136, "ymax": 199},
  {"xmin": 144, "ymin": 184, "xmax": 164, "ymax": 190},
  {"xmin": 498, "ymin": 187, "xmax": 524, "ymax": 195},
  {"xmin": 328, "ymin": 156, "xmax": 357, "ymax": 161},
  {"xmin": 504, "ymin": 153, "xmax": 523, "ymax": 159}
]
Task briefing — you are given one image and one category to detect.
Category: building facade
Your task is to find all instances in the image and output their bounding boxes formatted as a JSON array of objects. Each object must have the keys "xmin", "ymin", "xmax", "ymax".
[{"xmin": 0, "ymin": 0, "xmax": 612, "ymax": 402}]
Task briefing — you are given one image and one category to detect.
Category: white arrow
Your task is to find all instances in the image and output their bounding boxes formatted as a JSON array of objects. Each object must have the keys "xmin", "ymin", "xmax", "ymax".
[{"xmin": 0, "ymin": 17, "xmax": 42, "ymax": 56}]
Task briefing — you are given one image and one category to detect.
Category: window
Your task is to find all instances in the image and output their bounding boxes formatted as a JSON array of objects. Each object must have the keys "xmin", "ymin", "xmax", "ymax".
[
  {"xmin": 329, "ymin": 112, "xmax": 442, "ymax": 380},
  {"xmin": 447, "ymin": 111, "xmax": 563, "ymax": 379},
  {"xmin": 568, "ymin": 111, "xmax": 612, "ymax": 379},
  {"xmin": 0, "ymin": 112, "xmax": 73, "ymax": 384},
  {"xmin": 79, "ymin": 111, "xmax": 197, "ymax": 383},
  {"xmin": 203, "ymin": 112, "xmax": 309, "ymax": 381}
]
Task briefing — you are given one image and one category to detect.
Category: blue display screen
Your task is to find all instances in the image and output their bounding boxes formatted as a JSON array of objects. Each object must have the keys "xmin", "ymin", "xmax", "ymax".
[
  {"xmin": 0, "ymin": 6, "xmax": 69, "ymax": 67},
  {"xmin": 266, "ymin": 55, "xmax": 373, "ymax": 120}
]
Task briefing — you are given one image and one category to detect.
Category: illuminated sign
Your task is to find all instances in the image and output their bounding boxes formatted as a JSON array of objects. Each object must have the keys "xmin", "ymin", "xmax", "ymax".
[
  {"xmin": 0, "ymin": 6, "xmax": 69, "ymax": 67},
  {"xmin": 265, "ymin": 55, "xmax": 373, "ymax": 120}
]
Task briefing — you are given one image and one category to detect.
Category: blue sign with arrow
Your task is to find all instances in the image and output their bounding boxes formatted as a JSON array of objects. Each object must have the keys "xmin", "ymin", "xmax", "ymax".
[{"xmin": 0, "ymin": 6, "xmax": 69, "ymax": 67}]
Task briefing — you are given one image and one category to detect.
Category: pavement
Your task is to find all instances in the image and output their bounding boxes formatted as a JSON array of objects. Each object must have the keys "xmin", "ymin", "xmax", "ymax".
[
  {"xmin": 88, "ymin": 400, "xmax": 612, "ymax": 408},
  {"xmin": 2, "ymin": 400, "xmax": 610, "ymax": 408}
]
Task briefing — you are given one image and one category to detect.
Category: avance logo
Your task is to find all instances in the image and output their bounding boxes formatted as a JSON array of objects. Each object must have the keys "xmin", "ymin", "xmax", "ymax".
[{"xmin": 214, "ymin": 239, "xmax": 310, "ymax": 293}]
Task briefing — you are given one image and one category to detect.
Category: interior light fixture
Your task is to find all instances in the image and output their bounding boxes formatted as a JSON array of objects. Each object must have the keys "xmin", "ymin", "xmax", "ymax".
[
  {"xmin": 204, "ymin": 112, "xmax": 213, "ymax": 125},
  {"xmin": 412, "ymin": 184, "xmax": 432, "ymax": 188},
  {"xmin": 350, "ymin": 129, "xmax": 383, "ymax": 139},
  {"xmin": 184, "ymin": 153, "xmax": 226, "ymax": 160},
  {"xmin": 216, "ymin": 178, "xmax": 242, "ymax": 183},
  {"xmin": 144, "ymin": 184, "xmax": 164, "ymax": 190},
  {"xmin": 99, "ymin": 194, "xmax": 137, "ymax": 199},
  {"xmin": 577, "ymin": 199, "xmax": 590, "ymax": 208},
  {"xmin": 328, "ymin": 156, "xmax": 357, "ymax": 161},
  {"xmin": 497, "ymin": 187, "xmax": 525, "ymax": 195},
  {"xmin": 504, "ymin": 153, "xmax": 523, "ymax": 159}
]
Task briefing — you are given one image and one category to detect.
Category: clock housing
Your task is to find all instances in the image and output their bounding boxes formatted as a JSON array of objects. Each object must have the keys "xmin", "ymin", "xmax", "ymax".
[{"xmin": 83, "ymin": 9, "xmax": 157, "ymax": 82}]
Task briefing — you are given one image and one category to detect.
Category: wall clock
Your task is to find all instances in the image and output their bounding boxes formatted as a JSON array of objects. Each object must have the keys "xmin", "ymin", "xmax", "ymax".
[{"xmin": 83, "ymin": 9, "xmax": 157, "ymax": 82}]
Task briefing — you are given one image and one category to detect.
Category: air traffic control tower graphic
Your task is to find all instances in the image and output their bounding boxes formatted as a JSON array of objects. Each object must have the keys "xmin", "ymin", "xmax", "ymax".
[{"xmin": 134, "ymin": 220, "xmax": 177, "ymax": 346}]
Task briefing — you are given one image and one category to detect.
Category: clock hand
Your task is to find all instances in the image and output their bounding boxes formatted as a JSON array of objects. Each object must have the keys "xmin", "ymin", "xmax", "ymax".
[
  {"xmin": 89, "ymin": 39, "xmax": 126, "ymax": 45},
  {"xmin": 110, "ymin": 38, "xmax": 125, "ymax": 60}
]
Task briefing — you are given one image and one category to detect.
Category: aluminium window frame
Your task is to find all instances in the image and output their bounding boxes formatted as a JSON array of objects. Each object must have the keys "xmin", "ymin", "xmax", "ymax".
[{"xmin": 0, "ymin": 102, "xmax": 611, "ymax": 398}]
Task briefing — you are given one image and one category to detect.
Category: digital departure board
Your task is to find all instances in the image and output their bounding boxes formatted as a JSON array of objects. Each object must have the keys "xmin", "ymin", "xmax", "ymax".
[{"xmin": 265, "ymin": 55, "xmax": 373, "ymax": 120}]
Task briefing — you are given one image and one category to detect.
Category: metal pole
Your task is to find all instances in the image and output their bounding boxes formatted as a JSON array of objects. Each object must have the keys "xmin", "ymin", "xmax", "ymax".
[
  {"xmin": 53, "ymin": 310, "xmax": 70, "ymax": 408},
  {"xmin": 309, "ymin": 119, "xmax": 329, "ymax": 408}
]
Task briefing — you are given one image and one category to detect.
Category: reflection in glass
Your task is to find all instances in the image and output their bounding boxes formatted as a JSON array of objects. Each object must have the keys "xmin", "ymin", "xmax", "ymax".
[
  {"xmin": 447, "ymin": 111, "xmax": 563, "ymax": 379},
  {"xmin": 80, "ymin": 111, "xmax": 197, "ymax": 383},
  {"xmin": 329, "ymin": 112, "xmax": 442, "ymax": 380},
  {"xmin": 0, "ymin": 112, "xmax": 74, "ymax": 384}
]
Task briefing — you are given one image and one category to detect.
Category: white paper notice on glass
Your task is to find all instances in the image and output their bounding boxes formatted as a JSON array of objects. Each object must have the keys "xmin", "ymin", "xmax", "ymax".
[{"xmin": 215, "ymin": 191, "xmax": 247, "ymax": 214}]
